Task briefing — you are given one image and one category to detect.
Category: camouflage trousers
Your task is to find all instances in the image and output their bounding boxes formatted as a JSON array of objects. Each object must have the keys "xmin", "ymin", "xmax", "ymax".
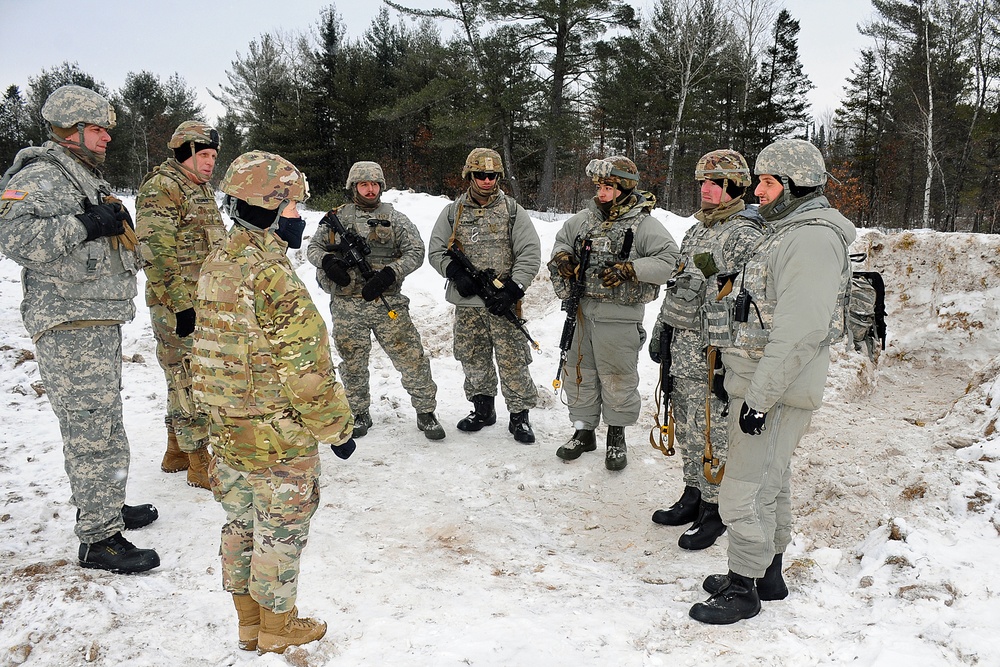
[
  {"xmin": 330, "ymin": 297, "xmax": 437, "ymax": 414},
  {"xmin": 35, "ymin": 325, "xmax": 128, "ymax": 543},
  {"xmin": 149, "ymin": 303, "xmax": 210, "ymax": 452},
  {"xmin": 209, "ymin": 452, "xmax": 320, "ymax": 614},
  {"xmin": 562, "ymin": 316, "xmax": 644, "ymax": 428},
  {"xmin": 453, "ymin": 306, "xmax": 537, "ymax": 412}
]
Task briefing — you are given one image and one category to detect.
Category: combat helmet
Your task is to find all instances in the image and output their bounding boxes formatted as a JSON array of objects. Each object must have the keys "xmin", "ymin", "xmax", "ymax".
[
  {"xmin": 586, "ymin": 155, "xmax": 639, "ymax": 191},
  {"xmin": 42, "ymin": 85, "xmax": 116, "ymax": 130},
  {"xmin": 695, "ymin": 149, "xmax": 751, "ymax": 187},
  {"xmin": 346, "ymin": 161, "xmax": 386, "ymax": 190},
  {"xmin": 168, "ymin": 120, "xmax": 220, "ymax": 151},
  {"xmin": 754, "ymin": 139, "xmax": 827, "ymax": 188},
  {"xmin": 462, "ymin": 148, "xmax": 504, "ymax": 179},
  {"xmin": 221, "ymin": 151, "xmax": 309, "ymax": 210}
]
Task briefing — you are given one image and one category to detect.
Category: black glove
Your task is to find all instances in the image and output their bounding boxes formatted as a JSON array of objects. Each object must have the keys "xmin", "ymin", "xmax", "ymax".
[
  {"xmin": 445, "ymin": 261, "xmax": 478, "ymax": 298},
  {"xmin": 276, "ymin": 216, "xmax": 306, "ymax": 249},
  {"xmin": 486, "ymin": 279, "xmax": 524, "ymax": 317},
  {"xmin": 739, "ymin": 401, "xmax": 767, "ymax": 435},
  {"xmin": 331, "ymin": 438, "xmax": 357, "ymax": 460},
  {"xmin": 77, "ymin": 202, "xmax": 126, "ymax": 241},
  {"xmin": 362, "ymin": 266, "xmax": 396, "ymax": 302},
  {"xmin": 322, "ymin": 254, "xmax": 352, "ymax": 287},
  {"xmin": 175, "ymin": 308, "xmax": 196, "ymax": 338}
]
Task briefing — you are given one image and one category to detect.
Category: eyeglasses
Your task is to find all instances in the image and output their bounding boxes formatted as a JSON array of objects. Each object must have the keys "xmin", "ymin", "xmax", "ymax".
[{"xmin": 472, "ymin": 171, "xmax": 499, "ymax": 181}]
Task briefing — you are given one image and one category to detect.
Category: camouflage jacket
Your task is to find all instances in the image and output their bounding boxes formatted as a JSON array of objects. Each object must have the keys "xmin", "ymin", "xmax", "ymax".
[
  {"xmin": 191, "ymin": 225, "xmax": 353, "ymax": 470},
  {"xmin": 306, "ymin": 201, "xmax": 424, "ymax": 302},
  {"xmin": 0, "ymin": 141, "xmax": 138, "ymax": 338},
  {"xmin": 136, "ymin": 158, "xmax": 226, "ymax": 312}
]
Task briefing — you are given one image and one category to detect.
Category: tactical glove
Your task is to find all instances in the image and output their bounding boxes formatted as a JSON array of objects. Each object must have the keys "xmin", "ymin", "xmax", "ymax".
[
  {"xmin": 322, "ymin": 254, "xmax": 352, "ymax": 287},
  {"xmin": 599, "ymin": 261, "xmax": 636, "ymax": 288},
  {"xmin": 175, "ymin": 308, "xmax": 196, "ymax": 338},
  {"xmin": 445, "ymin": 261, "xmax": 478, "ymax": 298},
  {"xmin": 486, "ymin": 279, "xmax": 524, "ymax": 317},
  {"xmin": 362, "ymin": 266, "xmax": 396, "ymax": 302},
  {"xmin": 549, "ymin": 250, "xmax": 578, "ymax": 279},
  {"xmin": 739, "ymin": 401, "xmax": 767, "ymax": 435},
  {"xmin": 77, "ymin": 202, "xmax": 126, "ymax": 241},
  {"xmin": 331, "ymin": 438, "xmax": 357, "ymax": 460},
  {"xmin": 648, "ymin": 320, "xmax": 665, "ymax": 363}
]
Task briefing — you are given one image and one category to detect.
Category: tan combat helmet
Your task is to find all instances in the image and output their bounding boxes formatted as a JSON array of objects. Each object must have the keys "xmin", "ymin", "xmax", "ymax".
[
  {"xmin": 586, "ymin": 155, "xmax": 639, "ymax": 191},
  {"xmin": 462, "ymin": 148, "xmax": 504, "ymax": 179},
  {"xmin": 221, "ymin": 151, "xmax": 309, "ymax": 210},
  {"xmin": 168, "ymin": 120, "xmax": 220, "ymax": 150},
  {"xmin": 695, "ymin": 149, "xmax": 751, "ymax": 187},
  {"xmin": 346, "ymin": 161, "xmax": 386, "ymax": 190}
]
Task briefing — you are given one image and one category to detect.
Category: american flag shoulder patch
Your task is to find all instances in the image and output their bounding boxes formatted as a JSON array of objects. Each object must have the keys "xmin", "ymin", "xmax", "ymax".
[{"xmin": 2, "ymin": 189, "xmax": 28, "ymax": 200}]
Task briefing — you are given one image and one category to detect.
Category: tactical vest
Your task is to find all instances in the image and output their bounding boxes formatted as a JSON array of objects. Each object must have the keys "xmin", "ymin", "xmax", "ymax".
[
  {"xmin": 578, "ymin": 209, "xmax": 659, "ymax": 305},
  {"xmin": 451, "ymin": 194, "xmax": 516, "ymax": 280},
  {"xmin": 706, "ymin": 216, "xmax": 850, "ymax": 360},
  {"xmin": 329, "ymin": 203, "xmax": 403, "ymax": 298}
]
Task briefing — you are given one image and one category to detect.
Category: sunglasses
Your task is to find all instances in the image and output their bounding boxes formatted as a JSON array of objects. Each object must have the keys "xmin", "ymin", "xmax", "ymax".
[{"xmin": 472, "ymin": 171, "xmax": 499, "ymax": 181}]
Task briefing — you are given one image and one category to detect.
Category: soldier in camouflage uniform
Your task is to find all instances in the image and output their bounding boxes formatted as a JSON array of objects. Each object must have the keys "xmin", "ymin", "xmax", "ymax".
[
  {"xmin": 306, "ymin": 161, "xmax": 444, "ymax": 440},
  {"xmin": 428, "ymin": 148, "xmax": 541, "ymax": 443},
  {"xmin": 648, "ymin": 150, "xmax": 765, "ymax": 550},
  {"xmin": 191, "ymin": 151, "xmax": 354, "ymax": 654},
  {"xmin": 690, "ymin": 139, "xmax": 855, "ymax": 625},
  {"xmin": 0, "ymin": 85, "xmax": 159, "ymax": 574},
  {"xmin": 549, "ymin": 156, "xmax": 678, "ymax": 471},
  {"xmin": 136, "ymin": 120, "xmax": 225, "ymax": 489}
]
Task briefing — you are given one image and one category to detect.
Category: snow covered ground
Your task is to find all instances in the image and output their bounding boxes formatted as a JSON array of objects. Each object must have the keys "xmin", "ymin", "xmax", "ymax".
[{"xmin": 1, "ymin": 190, "xmax": 998, "ymax": 666}]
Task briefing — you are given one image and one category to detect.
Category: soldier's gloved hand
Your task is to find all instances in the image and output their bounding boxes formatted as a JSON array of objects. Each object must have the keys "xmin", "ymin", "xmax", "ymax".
[
  {"xmin": 712, "ymin": 362, "xmax": 728, "ymax": 402},
  {"xmin": 103, "ymin": 196, "xmax": 134, "ymax": 230},
  {"xmin": 445, "ymin": 261, "xmax": 478, "ymax": 298},
  {"xmin": 549, "ymin": 250, "xmax": 578, "ymax": 279},
  {"xmin": 739, "ymin": 401, "xmax": 767, "ymax": 435},
  {"xmin": 175, "ymin": 308, "xmax": 196, "ymax": 338},
  {"xmin": 486, "ymin": 280, "xmax": 524, "ymax": 316},
  {"xmin": 599, "ymin": 261, "xmax": 636, "ymax": 288},
  {"xmin": 77, "ymin": 202, "xmax": 126, "ymax": 241},
  {"xmin": 322, "ymin": 254, "xmax": 352, "ymax": 287},
  {"xmin": 585, "ymin": 158, "xmax": 613, "ymax": 179},
  {"xmin": 362, "ymin": 266, "xmax": 396, "ymax": 302},
  {"xmin": 648, "ymin": 320, "xmax": 664, "ymax": 363},
  {"xmin": 331, "ymin": 438, "xmax": 357, "ymax": 460}
]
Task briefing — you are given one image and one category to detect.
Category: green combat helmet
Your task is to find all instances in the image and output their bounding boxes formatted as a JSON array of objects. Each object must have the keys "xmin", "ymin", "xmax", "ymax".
[
  {"xmin": 695, "ymin": 149, "xmax": 751, "ymax": 187},
  {"xmin": 346, "ymin": 161, "xmax": 385, "ymax": 190},
  {"xmin": 462, "ymin": 148, "xmax": 504, "ymax": 179},
  {"xmin": 586, "ymin": 155, "xmax": 639, "ymax": 191},
  {"xmin": 220, "ymin": 151, "xmax": 309, "ymax": 210},
  {"xmin": 41, "ymin": 85, "xmax": 117, "ymax": 130},
  {"xmin": 167, "ymin": 120, "xmax": 220, "ymax": 150},
  {"xmin": 754, "ymin": 139, "xmax": 828, "ymax": 188}
]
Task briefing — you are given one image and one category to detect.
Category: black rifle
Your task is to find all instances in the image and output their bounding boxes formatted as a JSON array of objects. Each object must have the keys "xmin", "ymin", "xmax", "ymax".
[
  {"xmin": 323, "ymin": 212, "xmax": 397, "ymax": 320},
  {"xmin": 552, "ymin": 237, "xmax": 593, "ymax": 392},
  {"xmin": 445, "ymin": 242, "xmax": 539, "ymax": 351},
  {"xmin": 649, "ymin": 323, "xmax": 675, "ymax": 456}
]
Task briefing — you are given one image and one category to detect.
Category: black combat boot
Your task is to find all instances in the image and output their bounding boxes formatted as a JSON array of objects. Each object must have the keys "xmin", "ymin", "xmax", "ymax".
[
  {"xmin": 77, "ymin": 504, "xmax": 159, "ymax": 531},
  {"xmin": 605, "ymin": 426, "xmax": 627, "ymax": 471},
  {"xmin": 508, "ymin": 410, "xmax": 535, "ymax": 443},
  {"xmin": 79, "ymin": 532, "xmax": 160, "ymax": 574},
  {"xmin": 652, "ymin": 485, "xmax": 701, "ymax": 526},
  {"xmin": 352, "ymin": 410, "xmax": 373, "ymax": 438},
  {"xmin": 703, "ymin": 553, "xmax": 788, "ymax": 601},
  {"xmin": 556, "ymin": 428, "xmax": 596, "ymax": 460},
  {"xmin": 689, "ymin": 571, "xmax": 761, "ymax": 625},
  {"xmin": 678, "ymin": 501, "xmax": 727, "ymax": 550},
  {"xmin": 457, "ymin": 395, "xmax": 496, "ymax": 432},
  {"xmin": 416, "ymin": 412, "xmax": 446, "ymax": 440}
]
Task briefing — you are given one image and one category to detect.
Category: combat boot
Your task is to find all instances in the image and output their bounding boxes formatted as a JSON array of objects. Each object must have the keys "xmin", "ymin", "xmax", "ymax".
[
  {"xmin": 652, "ymin": 485, "xmax": 701, "ymax": 526},
  {"xmin": 121, "ymin": 503, "xmax": 158, "ymax": 530},
  {"xmin": 678, "ymin": 501, "xmax": 727, "ymax": 550},
  {"xmin": 79, "ymin": 532, "xmax": 160, "ymax": 574},
  {"xmin": 257, "ymin": 607, "xmax": 327, "ymax": 655},
  {"xmin": 456, "ymin": 395, "xmax": 496, "ymax": 432},
  {"xmin": 232, "ymin": 594, "xmax": 261, "ymax": 651},
  {"xmin": 160, "ymin": 424, "xmax": 188, "ymax": 473},
  {"xmin": 689, "ymin": 571, "xmax": 760, "ymax": 625},
  {"xmin": 605, "ymin": 426, "xmax": 627, "ymax": 471},
  {"xmin": 508, "ymin": 410, "xmax": 535, "ymax": 443},
  {"xmin": 702, "ymin": 553, "xmax": 788, "ymax": 601},
  {"xmin": 186, "ymin": 446, "xmax": 212, "ymax": 490},
  {"xmin": 555, "ymin": 428, "xmax": 596, "ymax": 460},
  {"xmin": 353, "ymin": 410, "xmax": 373, "ymax": 438},
  {"xmin": 416, "ymin": 412, "xmax": 446, "ymax": 440}
]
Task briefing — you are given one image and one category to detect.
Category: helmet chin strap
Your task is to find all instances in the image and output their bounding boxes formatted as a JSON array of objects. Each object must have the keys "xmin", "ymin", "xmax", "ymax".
[{"xmin": 51, "ymin": 121, "xmax": 105, "ymax": 168}]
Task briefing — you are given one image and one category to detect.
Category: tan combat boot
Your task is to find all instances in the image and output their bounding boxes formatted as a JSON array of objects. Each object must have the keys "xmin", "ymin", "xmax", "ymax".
[
  {"xmin": 160, "ymin": 425, "xmax": 189, "ymax": 473},
  {"xmin": 232, "ymin": 594, "xmax": 260, "ymax": 651},
  {"xmin": 186, "ymin": 445, "xmax": 212, "ymax": 490},
  {"xmin": 257, "ymin": 607, "xmax": 327, "ymax": 655}
]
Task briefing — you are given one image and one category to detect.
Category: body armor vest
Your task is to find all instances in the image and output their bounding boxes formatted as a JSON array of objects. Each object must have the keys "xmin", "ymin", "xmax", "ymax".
[
  {"xmin": 578, "ymin": 209, "xmax": 659, "ymax": 305},
  {"xmin": 330, "ymin": 203, "xmax": 403, "ymax": 298},
  {"xmin": 451, "ymin": 194, "xmax": 515, "ymax": 279}
]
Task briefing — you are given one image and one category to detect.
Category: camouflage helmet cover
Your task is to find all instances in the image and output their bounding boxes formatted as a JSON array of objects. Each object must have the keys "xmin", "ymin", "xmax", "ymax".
[
  {"xmin": 346, "ymin": 161, "xmax": 386, "ymax": 190},
  {"xmin": 168, "ymin": 120, "xmax": 220, "ymax": 150},
  {"xmin": 462, "ymin": 148, "xmax": 504, "ymax": 179},
  {"xmin": 754, "ymin": 139, "xmax": 828, "ymax": 188},
  {"xmin": 695, "ymin": 149, "xmax": 751, "ymax": 187},
  {"xmin": 41, "ymin": 85, "xmax": 117, "ymax": 130},
  {"xmin": 587, "ymin": 155, "xmax": 639, "ymax": 191},
  {"xmin": 221, "ymin": 150, "xmax": 310, "ymax": 210}
]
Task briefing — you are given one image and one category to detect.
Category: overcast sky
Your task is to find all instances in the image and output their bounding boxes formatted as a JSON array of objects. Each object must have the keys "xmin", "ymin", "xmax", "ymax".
[{"xmin": 2, "ymin": 0, "xmax": 872, "ymax": 129}]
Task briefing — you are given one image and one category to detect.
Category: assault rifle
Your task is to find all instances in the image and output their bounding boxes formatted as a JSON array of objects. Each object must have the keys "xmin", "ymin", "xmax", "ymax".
[
  {"xmin": 445, "ymin": 242, "xmax": 539, "ymax": 351},
  {"xmin": 552, "ymin": 237, "xmax": 593, "ymax": 393},
  {"xmin": 323, "ymin": 212, "xmax": 397, "ymax": 320},
  {"xmin": 649, "ymin": 323, "xmax": 675, "ymax": 456}
]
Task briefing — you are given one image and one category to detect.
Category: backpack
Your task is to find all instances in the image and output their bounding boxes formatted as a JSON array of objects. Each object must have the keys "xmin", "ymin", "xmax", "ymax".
[{"xmin": 847, "ymin": 252, "xmax": 887, "ymax": 360}]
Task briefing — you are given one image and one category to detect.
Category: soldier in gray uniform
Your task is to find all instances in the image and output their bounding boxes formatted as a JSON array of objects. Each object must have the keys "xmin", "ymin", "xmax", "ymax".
[
  {"xmin": 648, "ymin": 149, "xmax": 765, "ymax": 550},
  {"xmin": 549, "ymin": 156, "xmax": 678, "ymax": 470},
  {"xmin": 690, "ymin": 139, "xmax": 856, "ymax": 624},
  {"xmin": 307, "ymin": 161, "xmax": 445, "ymax": 440},
  {"xmin": 428, "ymin": 148, "xmax": 541, "ymax": 443},
  {"xmin": 0, "ymin": 85, "xmax": 159, "ymax": 574}
]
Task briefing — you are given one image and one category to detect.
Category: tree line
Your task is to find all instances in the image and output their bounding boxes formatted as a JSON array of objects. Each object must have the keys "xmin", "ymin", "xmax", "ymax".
[{"xmin": 2, "ymin": 0, "xmax": 998, "ymax": 231}]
